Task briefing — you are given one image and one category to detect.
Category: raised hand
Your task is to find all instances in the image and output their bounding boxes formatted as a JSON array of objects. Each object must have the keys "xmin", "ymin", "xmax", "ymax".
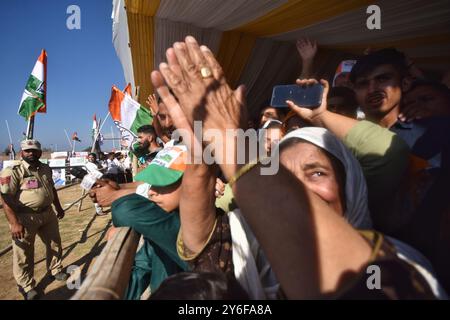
[
  {"xmin": 286, "ymin": 79, "xmax": 329, "ymax": 125},
  {"xmin": 215, "ymin": 177, "xmax": 225, "ymax": 198},
  {"xmin": 146, "ymin": 93, "xmax": 159, "ymax": 117},
  {"xmin": 151, "ymin": 36, "xmax": 248, "ymax": 135},
  {"xmin": 151, "ymin": 36, "xmax": 248, "ymax": 173},
  {"xmin": 296, "ymin": 38, "xmax": 317, "ymax": 61}
]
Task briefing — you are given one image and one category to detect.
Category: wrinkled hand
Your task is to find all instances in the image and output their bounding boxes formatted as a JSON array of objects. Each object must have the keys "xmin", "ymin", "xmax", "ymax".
[
  {"xmin": 146, "ymin": 93, "xmax": 159, "ymax": 117},
  {"xmin": 151, "ymin": 36, "xmax": 248, "ymax": 136},
  {"xmin": 215, "ymin": 178, "xmax": 225, "ymax": 198},
  {"xmin": 296, "ymin": 38, "xmax": 317, "ymax": 61},
  {"xmin": 286, "ymin": 79, "xmax": 329, "ymax": 125},
  {"xmin": 11, "ymin": 222, "xmax": 25, "ymax": 240}
]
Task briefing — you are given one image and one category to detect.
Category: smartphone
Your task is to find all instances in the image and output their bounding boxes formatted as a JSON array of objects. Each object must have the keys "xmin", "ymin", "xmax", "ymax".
[{"xmin": 270, "ymin": 84, "xmax": 323, "ymax": 108}]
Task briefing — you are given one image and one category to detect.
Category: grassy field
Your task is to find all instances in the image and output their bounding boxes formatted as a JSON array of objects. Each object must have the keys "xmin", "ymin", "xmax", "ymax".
[{"xmin": 0, "ymin": 184, "xmax": 112, "ymax": 300}]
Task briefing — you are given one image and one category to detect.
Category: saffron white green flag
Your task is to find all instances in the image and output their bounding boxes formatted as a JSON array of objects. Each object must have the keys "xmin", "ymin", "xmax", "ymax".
[
  {"xmin": 108, "ymin": 83, "xmax": 152, "ymax": 147},
  {"xmin": 18, "ymin": 49, "xmax": 47, "ymax": 120}
]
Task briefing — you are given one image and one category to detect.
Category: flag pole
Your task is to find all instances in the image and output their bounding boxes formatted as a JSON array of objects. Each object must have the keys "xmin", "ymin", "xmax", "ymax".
[
  {"xmin": 111, "ymin": 126, "xmax": 116, "ymax": 150},
  {"xmin": 97, "ymin": 112, "xmax": 110, "ymax": 136},
  {"xmin": 91, "ymin": 117, "xmax": 102, "ymax": 153},
  {"xmin": 91, "ymin": 112, "xmax": 110, "ymax": 153},
  {"xmin": 5, "ymin": 120, "xmax": 13, "ymax": 145},
  {"xmin": 91, "ymin": 112, "xmax": 109, "ymax": 153},
  {"xmin": 26, "ymin": 115, "xmax": 35, "ymax": 139},
  {"xmin": 64, "ymin": 129, "xmax": 73, "ymax": 150},
  {"xmin": 5, "ymin": 120, "xmax": 15, "ymax": 160}
]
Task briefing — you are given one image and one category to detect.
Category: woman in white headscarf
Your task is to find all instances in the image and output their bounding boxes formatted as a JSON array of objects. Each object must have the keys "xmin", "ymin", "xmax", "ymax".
[
  {"xmin": 278, "ymin": 127, "xmax": 372, "ymax": 229},
  {"xmin": 276, "ymin": 127, "xmax": 447, "ymax": 298}
]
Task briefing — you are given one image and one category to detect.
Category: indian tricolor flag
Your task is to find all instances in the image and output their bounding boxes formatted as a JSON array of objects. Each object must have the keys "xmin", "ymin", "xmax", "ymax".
[
  {"xmin": 108, "ymin": 84, "xmax": 152, "ymax": 147},
  {"xmin": 18, "ymin": 49, "xmax": 47, "ymax": 120}
]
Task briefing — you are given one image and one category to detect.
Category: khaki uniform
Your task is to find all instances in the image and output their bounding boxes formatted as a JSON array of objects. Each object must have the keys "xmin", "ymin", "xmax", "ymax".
[{"xmin": 0, "ymin": 160, "xmax": 63, "ymax": 293}]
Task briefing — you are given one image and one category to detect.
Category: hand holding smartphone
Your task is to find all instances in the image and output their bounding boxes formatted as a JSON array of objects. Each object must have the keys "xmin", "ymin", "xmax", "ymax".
[{"xmin": 271, "ymin": 83, "xmax": 324, "ymax": 109}]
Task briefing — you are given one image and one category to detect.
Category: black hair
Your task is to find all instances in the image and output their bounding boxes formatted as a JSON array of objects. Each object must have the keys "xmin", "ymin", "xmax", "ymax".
[
  {"xmin": 88, "ymin": 153, "xmax": 97, "ymax": 159},
  {"xmin": 149, "ymin": 272, "xmax": 249, "ymax": 300},
  {"xmin": 137, "ymin": 125, "xmax": 156, "ymax": 136},
  {"xmin": 259, "ymin": 105, "xmax": 289, "ymax": 119},
  {"xmin": 350, "ymin": 48, "xmax": 408, "ymax": 83},
  {"xmin": 327, "ymin": 87, "xmax": 358, "ymax": 118}
]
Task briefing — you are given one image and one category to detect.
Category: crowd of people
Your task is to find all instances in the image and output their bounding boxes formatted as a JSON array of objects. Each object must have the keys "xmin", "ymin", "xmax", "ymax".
[
  {"xmin": 87, "ymin": 36, "xmax": 450, "ymax": 300},
  {"xmin": 3, "ymin": 35, "xmax": 450, "ymax": 300}
]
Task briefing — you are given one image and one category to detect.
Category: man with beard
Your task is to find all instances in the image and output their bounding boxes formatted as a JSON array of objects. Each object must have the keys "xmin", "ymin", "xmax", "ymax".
[
  {"xmin": 0, "ymin": 140, "xmax": 68, "ymax": 300},
  {"xmin": 136, "ymin": 125, "xmax": 161, "ymax": 165}
]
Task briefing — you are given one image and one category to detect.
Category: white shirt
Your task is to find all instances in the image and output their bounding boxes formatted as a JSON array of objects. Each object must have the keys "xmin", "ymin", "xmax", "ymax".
[{"xmin": 106, "ymin": 159, "xmax": 120, "ymax": 174}]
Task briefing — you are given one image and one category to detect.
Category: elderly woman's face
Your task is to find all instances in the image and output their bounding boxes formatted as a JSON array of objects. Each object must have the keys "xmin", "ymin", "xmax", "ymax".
[{"xmin": 280, "ymin": 141, "xmax": 344, "ymax": 216}]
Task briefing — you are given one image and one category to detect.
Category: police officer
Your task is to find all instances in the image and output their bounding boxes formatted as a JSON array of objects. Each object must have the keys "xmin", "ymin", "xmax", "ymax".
[{"xmin": 0, "ymin": 139, "xmax": 67, "ymax": 300}]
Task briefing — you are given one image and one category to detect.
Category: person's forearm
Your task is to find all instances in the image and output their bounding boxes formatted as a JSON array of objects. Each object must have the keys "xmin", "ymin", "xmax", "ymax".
[
  {"xmin": 180, "ymin": 163, "xmax": 217, "ymax": 254},
  {"xmin": 231, "ymin": 163, "xmax": 371, "ymax": 299},
  {"xmin": 1, "ymin": 195, "xmax": 21, "ymax": 226},
  {"xmin": 152, "ymin": 117, "xmax": 167, "ymax": 143},
  {"xmin": 300, "ymin": 59, "xmax": 314, "ymax": 79},
  {"xmin": 52, "ymin": 188, "xmax": 64, "ymax": 211},
  {"xmin": 118, "ymin": 181, "xmax": 142, "ymax": 190},
  {"xmin": 108, "ymin": 188, "xmax": 137, "ymax": 204},
  {"xmin": 311, "ymin": 110, "xmax": 359, "ymax": 140}
]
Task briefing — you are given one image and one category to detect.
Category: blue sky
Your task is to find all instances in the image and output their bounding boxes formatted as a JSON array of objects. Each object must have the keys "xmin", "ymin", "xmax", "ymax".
[{"xmin": 0, "ymin": 0, "xmax": 126, "ymax": 152}]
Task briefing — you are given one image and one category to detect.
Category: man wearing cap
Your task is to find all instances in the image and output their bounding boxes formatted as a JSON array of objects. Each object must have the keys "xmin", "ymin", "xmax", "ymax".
[
  {"xmin": 0, "ymin": 139, "xmax": 67, "ymax": 300},
  {"xmin": 90, "ymin": 145, "xmax": 189, "ymax": 299}
]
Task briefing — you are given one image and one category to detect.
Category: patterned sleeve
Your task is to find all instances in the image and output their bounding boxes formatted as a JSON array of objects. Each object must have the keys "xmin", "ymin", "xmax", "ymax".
[{"xmin": 177, "ymin": 209, "xmax": 234, "ymax": 276}]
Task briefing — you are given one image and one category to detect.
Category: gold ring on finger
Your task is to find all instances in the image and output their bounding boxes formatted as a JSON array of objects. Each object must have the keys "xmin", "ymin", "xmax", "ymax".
[{"xmin": 200, "ymin": 66, "xmax": 213, "ymax": 79}]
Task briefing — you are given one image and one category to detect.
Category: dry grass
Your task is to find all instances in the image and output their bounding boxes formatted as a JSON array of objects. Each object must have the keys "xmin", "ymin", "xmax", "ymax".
[{"xmin": 0, "ymin": 184, "xmax": 112, "ymax": 300}]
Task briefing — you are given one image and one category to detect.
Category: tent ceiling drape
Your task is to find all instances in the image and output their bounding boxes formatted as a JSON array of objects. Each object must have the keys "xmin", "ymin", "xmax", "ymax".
[{"xmin": 113, "ymin": 0, "xmax": 450, "ymax": 116}]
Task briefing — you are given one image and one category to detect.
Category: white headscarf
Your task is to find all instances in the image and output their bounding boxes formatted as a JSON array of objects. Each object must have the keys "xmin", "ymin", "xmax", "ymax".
[{"xmin": 279, "ymin": 127, "xmax": 372, "ymax": 229}]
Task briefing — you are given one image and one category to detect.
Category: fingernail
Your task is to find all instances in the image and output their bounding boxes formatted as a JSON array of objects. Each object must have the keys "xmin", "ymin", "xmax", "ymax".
[
  {"xmin": 186, "ymin": 36, "xmax": 196, "ymax": 43},
  {"xmin": 160, "ymin": 62, "xmax": 168, "ymax": 69},
  {"xmin": 200, "ymin": 45, "xmax": 210, "ymax": 52}
]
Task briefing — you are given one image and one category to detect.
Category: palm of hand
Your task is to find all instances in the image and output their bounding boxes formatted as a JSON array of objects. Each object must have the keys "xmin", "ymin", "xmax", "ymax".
[
  {"xmin": 151, "ymin": 38, "xmax": 248, "ymax": 143},
  {"xmin": 296, "ymin": 39, "xmax": 317, "ymax": 60}
]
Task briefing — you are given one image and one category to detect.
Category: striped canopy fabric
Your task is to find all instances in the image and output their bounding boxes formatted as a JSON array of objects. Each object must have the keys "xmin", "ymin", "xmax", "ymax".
[{"xmin": 112, "ymin": 0, "xmax": 450, "ymax": 116}]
